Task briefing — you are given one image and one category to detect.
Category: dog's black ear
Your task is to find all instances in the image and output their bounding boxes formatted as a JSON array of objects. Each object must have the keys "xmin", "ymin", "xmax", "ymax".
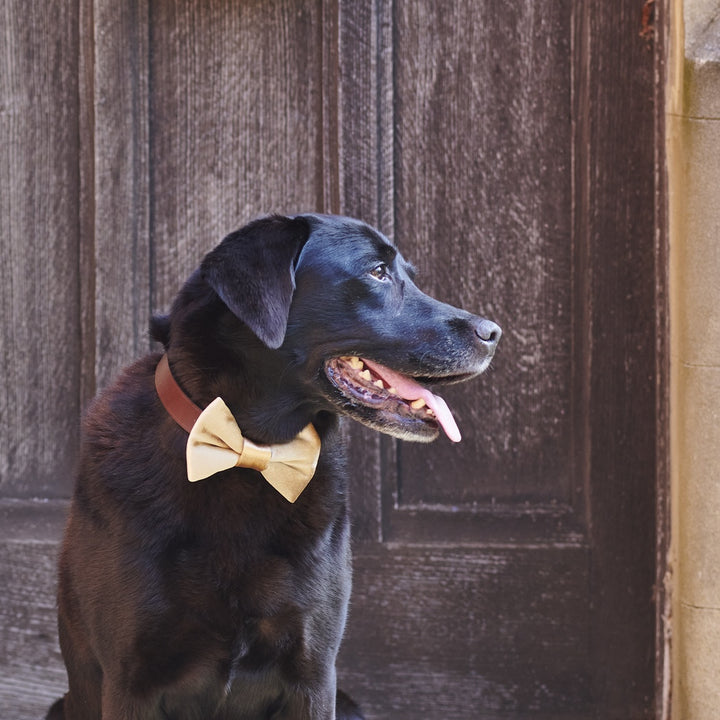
[
  {"xmin": 149, "ymin": 314, "xmax": 171, "ymax": 348},
  {"xmin": 200, "ymin": 215, "xmax": 311, "ymax": 349}
]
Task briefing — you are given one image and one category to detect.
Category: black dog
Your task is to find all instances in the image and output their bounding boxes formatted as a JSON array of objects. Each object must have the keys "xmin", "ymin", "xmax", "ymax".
[{"xmin": 48, "ymin": 214, "xmax": 500, "ymax": 719}]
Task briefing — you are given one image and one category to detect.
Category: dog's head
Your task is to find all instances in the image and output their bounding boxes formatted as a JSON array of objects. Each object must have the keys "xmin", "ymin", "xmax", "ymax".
[{"xmin": 159, "ymin": 214, "xmax": 500, "ymax": 443}]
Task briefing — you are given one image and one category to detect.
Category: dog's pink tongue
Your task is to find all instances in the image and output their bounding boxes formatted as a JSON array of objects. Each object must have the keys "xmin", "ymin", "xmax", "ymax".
[{"xmin": 362, "ymin": 359, "xmax": 462, "ymax": 442}]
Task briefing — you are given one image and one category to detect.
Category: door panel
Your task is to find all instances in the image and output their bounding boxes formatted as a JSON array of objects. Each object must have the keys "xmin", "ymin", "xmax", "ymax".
[
  {"xmin": 394, "ymin": 0, "xmax": 575, "ymax": 506},
  {"xmin": 341, "ymin": 546, "xmax": 591, "ymax": 719},
  {"xmin": 336, "ymin": 1, "xmax": 662, "ymax": 718}
]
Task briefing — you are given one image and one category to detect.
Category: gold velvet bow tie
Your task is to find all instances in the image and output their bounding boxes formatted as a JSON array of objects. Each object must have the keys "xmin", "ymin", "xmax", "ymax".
[{"xmin": 155, "ymin": 355, "xmax": 320, "ymax": 502}]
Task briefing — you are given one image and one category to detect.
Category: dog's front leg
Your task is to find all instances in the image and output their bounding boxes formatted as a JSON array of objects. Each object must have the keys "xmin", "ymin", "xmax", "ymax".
[
  {"xmin": 278, "ymin": 672, "xmax": 337, "ymax": 720},
  {"xmin": 100, "ymin": 682, "xmax": 163, "ymax": 720}
]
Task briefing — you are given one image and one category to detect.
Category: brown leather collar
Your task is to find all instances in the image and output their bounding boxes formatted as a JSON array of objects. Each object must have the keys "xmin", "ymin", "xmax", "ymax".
[{"xmin": 155, "ymin": 354, "xmax": 202, "ymax": 433}]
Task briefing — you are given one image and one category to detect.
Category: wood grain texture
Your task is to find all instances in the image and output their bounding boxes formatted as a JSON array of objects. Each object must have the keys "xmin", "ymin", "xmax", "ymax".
[
  {"xmin": 652, "ymin": 2, "xmax": 670, "ymax": 711},
  {"xmin": 580, "ymin": 3, "xmax": 660, "ymax": 715},
  {"xmin": 336, "ymin": 0, "xmax": 395, "ymax": 543},
  {"xmin": 148, "ymin": 0, "xmax": 326, "ymax": 316},
  {"xmin": 393, "ymin": 0, "xmax": 575, "ymax": 505},
  {"xmin": 1, "ymin": 663, "xmax": 68, "ymax": 720},
  {"xmin": 0, "ymin": 0, "xmax": 81, "ymax": 497},
  {"xmin": 341, "ymin": 1, "xmax": 661, "ymax": 716},
  {"xmin": 337, "ymin": 0, "xmax": 392, "ymax": 227},
  {"xmin": 337, "ymin": 544, "xmax": 592, "ymax": 720},
  {"xmin": 92, "ymin": 0, "xmax": 152, "ymax": 389},
  {"xmin": 78, "ymin": 0, "xmax": 98, "ymax": 407},
  {"xmin": 0, "ymin": 501, "xmax": 68, "ymax": 719}
]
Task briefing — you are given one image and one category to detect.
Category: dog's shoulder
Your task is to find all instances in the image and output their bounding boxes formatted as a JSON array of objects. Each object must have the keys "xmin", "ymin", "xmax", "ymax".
[
  {"xmin": 83, "ymin": 354, "xmax": 161, "ymax": 436},
  {"xmin": 79, "ymin": 354, "xmax": 182, "ymax": 492}
]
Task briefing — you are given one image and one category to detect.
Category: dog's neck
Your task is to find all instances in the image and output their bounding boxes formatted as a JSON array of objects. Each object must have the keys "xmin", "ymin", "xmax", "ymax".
[
  {"xmin": 157, "ymin": 278, "xmax": 333, "ymax": 445},
  {"xmin": 154, "ymin": 354, "xmax": 202, "ymax": 433},
  {"xmin": 160, "ymin": 337, "xmax": 335, "ymax": 447}
]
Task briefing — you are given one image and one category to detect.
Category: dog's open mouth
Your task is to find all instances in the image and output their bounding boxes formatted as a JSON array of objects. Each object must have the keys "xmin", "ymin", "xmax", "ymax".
[{"xmin": 324, "ymin": 356, "xmax": 462, "ymax": 442}]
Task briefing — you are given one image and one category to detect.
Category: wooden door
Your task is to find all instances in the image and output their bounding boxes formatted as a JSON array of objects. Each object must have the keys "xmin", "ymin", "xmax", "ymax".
[
  {"xmin": 334, "ymin": 2, "xmax": 665, "ymax": 719},
  {"xmin": 0, "ymin": 1, "xmax": 666, "ymax": 719}
]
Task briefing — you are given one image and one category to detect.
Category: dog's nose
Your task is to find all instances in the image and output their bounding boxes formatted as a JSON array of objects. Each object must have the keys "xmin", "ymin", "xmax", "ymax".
[{"xmin": 474, "ymin": 318, "xmax": 502, "ymax": 347}]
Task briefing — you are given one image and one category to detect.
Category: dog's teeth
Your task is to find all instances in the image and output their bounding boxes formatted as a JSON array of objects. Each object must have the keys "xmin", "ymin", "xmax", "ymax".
[
  {"xmin": 410, "ymin": 398, "xmax": 427, "ymax": 409},
  {"xmin": 360, "ymin": 369, "xmax": 372, "ymax": 381},
  {"xmin": 426, "ymin": 408, "xmax": 435, "ymax": 416},
  {"xmin": 388, "ymin": 386, "xmax": 398, "ymax": 395},
  {"xmin": 348, "ymin": 357, "xmax": 363, "ymax": 370},
  {"xmin": 374, "ymin": 379, "xmax": 385, "ymax": 389}
]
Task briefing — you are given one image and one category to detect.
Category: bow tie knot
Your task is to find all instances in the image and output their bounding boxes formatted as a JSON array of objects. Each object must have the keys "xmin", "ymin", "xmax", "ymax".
[
  {"xmin": 186, "ymin": 397, "xmax": 320, "ymax": 503},
  {"xmin": 155, "ymin": 354, "xmax": 320, "ymax": 502}
]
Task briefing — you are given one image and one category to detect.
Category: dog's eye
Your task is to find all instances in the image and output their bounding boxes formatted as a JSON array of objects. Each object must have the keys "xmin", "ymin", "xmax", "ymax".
[{"xmin": 369, "ymin": 263, "xmax": 390, "ymax": 281}]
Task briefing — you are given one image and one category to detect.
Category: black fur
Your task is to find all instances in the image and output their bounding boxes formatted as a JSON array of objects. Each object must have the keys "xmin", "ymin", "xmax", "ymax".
[{"xmin": 49, "ymin": 214, "xmax": 500, "ymax": 719}]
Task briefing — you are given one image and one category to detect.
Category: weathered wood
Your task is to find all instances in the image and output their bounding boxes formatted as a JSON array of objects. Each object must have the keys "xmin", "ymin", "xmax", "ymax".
[
  {"xmin": 148, "ymin": 0, "xmax": 326, "ymax": 316},
  {"xmin": 0, "ymin": 0, "xmax": 81, "ymax": 497},
  {"xmin": 652, "ymin": 1, "xmax": 671, "ymax": 711},
  {"xmin": 78, "ymin": 0, "xmax": 98, "ymax": 408},
  {"xmin": 0, "ymin": 501, "xmax": 68, "ymax": 719},
  {"xmin": 581, "ymin": 2, "xmax": 661, "ymax": 715},
  {"xmin": 337, "ymin": 544, "xmax": 592, "ymax": 720},
  {"xmin": 393, "ymin": 0, "xmax": 575, "ymax": 506},
  {"xmin": 92, "ymin": 0, "xmax": 152, "ymax": 390},
  {"xmin": 1, "ymin": 663, "xmax": 68, "ymax": 720},
  {"xmin": 340, "ymin": 1, "xmax": 661, "ymax": 717},
  {"xmin": 336, "ymin": 0, "xmax": 395, "ymax": 543}
]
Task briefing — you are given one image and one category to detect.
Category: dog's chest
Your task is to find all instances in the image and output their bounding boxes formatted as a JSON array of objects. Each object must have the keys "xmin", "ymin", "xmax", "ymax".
[
  {"xmin": 165, "ymin": 520, "xmax": 352, "ymax": 711},
  {"xmin": 169, "ymin": 502, "xmax": 352, "ymax": 644}
]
